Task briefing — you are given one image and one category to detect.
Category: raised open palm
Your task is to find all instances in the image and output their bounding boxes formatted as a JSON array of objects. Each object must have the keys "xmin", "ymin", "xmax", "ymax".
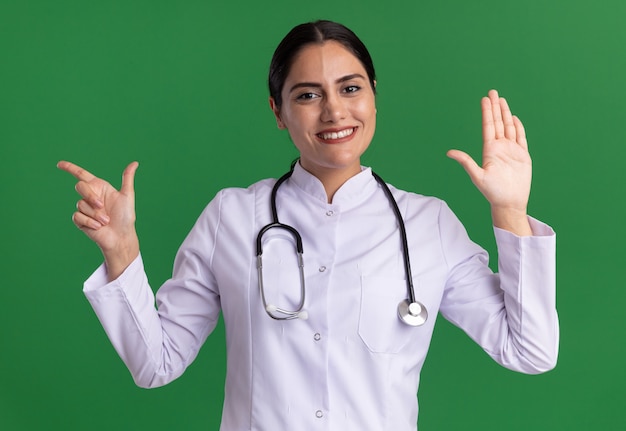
[
  {"xmin": 447, "ymin": 89, "xmax": 531, "ymax": 211},
  {"xmin": 447, "ymin": 90, "xmax": 533, "ymax": 235}
]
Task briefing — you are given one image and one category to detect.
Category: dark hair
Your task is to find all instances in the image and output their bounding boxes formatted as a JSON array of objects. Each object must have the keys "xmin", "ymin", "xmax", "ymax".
[{"xmin": 268, "ymin": 20, "xmax": 376, "ymax": 109}]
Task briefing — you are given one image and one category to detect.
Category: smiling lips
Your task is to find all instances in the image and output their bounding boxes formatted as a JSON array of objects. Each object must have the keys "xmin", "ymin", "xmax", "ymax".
[{"xmin": 316, "ymin": 127, "xmax": 357, "ymax": 143}]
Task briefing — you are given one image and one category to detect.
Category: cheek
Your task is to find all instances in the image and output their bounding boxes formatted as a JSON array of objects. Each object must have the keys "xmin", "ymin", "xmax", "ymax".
[
  {"xmin": 354, "ymin": 93, "xmax": 375, "ymax": 113},
  {"xmin": 283, "ymin": 116, "xmax": 311, "ymax": 147},
  {"xmin": 284, "ymin": 108, "xmax": 318, "ymax": 135},
  {"xmin": 354, "ymin": 99, "xmax": 377, "ymax": 128}
]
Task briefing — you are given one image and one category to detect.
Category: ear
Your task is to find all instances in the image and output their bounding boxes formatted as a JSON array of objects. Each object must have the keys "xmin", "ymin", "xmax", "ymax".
[
  {"xmin": 373, "ymin": 81, "xmax": 377, "ymax": 114},
  {"xmin": 269, "ymin": 97, "xmax": 286, "ymax": 129}
]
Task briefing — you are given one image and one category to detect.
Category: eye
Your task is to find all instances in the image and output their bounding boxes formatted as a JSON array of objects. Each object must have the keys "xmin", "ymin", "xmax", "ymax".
[
  {"xmin": 296, "ymin": 92, "xmax": 319, "ymax": 101},
  {"xmin": 343, "ymin": 85, "xmax": 361, "ymax": 94}
]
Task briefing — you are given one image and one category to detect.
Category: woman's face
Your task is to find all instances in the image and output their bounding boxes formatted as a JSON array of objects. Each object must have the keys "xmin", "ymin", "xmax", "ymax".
[{"xmin": 270, "ymin": 41, "xmax": 376, "ymax": 181}]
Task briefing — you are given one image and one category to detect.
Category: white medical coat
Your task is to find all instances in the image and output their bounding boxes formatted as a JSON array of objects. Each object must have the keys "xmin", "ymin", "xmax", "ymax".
[{"xmin": 84, "ymin": 163, "xmax": 558, "ymax": 430}]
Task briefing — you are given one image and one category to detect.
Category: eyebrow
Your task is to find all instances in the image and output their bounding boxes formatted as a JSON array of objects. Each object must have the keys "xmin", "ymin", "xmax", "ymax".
[{"xmin": 288, "ymin": 73, "xmax": 367, "ymax": 93}]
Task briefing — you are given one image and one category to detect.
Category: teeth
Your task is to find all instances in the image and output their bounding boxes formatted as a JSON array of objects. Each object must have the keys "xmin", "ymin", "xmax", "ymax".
[{"xmin": 319, "ymin": 128, "xmax": 354, "ymax": 140}]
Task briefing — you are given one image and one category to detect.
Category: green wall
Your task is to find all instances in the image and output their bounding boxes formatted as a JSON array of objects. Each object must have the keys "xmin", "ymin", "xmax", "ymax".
[{"xmin": 2, "ymin": 0, "xmax": 624, "ymax": 429}]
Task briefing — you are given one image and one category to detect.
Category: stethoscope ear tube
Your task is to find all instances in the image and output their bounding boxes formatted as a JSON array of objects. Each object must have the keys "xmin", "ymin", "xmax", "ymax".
[
  {"xmin": 257, "ymin": 221, "xmax": 306, "ymax": 321},
  {"xmin": 256, "ymin": 167, "xmax": 308, "ymax": 321},
  {"xmin": 256, "ymin": 222, "xmax": 304, "ymax": 256}
]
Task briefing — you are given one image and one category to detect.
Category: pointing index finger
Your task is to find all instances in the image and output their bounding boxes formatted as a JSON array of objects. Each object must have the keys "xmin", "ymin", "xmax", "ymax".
[{"xmin": 57, "ymin": 161, "xmax": 96, "ymax": 182}]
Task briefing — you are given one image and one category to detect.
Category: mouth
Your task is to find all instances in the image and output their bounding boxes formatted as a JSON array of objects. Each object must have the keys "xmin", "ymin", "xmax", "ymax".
[{"xmin": 316, "ymin": 127, "xmax": 357, "ymax": 142}]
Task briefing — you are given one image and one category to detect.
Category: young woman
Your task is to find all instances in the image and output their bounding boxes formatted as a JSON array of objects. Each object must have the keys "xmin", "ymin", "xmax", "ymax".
[{"xmin": 58, "ymin": 20, "xmax": 558, "ymax": 431}]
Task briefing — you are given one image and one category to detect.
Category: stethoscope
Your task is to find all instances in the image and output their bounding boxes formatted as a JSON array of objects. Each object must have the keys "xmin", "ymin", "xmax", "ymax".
[{"xmin": 256, "ymin": 164, "xmax": 428, "ymax": 327}]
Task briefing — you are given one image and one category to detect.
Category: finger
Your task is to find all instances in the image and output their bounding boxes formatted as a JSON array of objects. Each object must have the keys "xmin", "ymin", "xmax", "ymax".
[
  {"xmin": 57, "ymin": 161, "xmax": 96, "ymax": 182},
  {"xmin": 488, "ymin": 89, "xmax": 504, "ymax": 139},
  {"xmin": 75, "ymin": 181, "xmax": 104, "ymax": 209},
  {"xmin": 500, "ymin": 97, "xmax": 516, "ymax": 141},
  {"xmin": 77, "ymin": 199, "xmax": 110, "ymax": 225},
  {"xmin": 447, "ymin": 149, "xmax": 483, "ymax": 184},
  {"xmin": 72, "ymin": 211, "xmax": 103, "ymax": 231},
  {"xmin": 120, "ymin": 162, "xmax": 139, "ymax": 195},
  {"xmin": 513, "ymin": 115, "xmax": 528, "ymax": 150},
  {"xmin": 481, "ymin": 96, "xmax": 495, "ymax": 143}
]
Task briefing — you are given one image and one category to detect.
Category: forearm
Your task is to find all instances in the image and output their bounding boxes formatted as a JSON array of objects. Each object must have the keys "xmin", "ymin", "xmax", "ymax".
[
  {"xmin": 495, "ymin": 218, "xmax": 559, "ymax": 372},
  {"xmin": 84, "ymin": 256, "xmax": 175, "ymax": 387}
]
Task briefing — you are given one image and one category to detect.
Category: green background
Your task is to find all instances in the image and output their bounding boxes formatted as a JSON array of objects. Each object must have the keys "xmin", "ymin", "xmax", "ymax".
[{"xmin": 1, "ymin": 0, "xmax": 624, "ymax": 429}]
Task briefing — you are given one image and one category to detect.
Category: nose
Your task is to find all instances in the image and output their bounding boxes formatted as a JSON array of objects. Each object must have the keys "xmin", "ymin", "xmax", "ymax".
[{"xmin": 320, "ymin": 93, "xmax": 347, "ymax": 123}]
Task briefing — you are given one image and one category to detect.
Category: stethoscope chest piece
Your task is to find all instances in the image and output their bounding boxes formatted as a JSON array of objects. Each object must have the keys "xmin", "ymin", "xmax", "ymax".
[{"xmin": 398, "ymin": 299, "xmax": 428, "ymax": 327}]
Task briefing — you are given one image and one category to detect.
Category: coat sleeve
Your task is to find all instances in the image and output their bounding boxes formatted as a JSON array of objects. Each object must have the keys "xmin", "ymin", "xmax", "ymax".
[
  {"xmin": 437, "ymin": 202, "xmax": 559, "ymax": 374},
  {"xmin": 83, "ymin": 192, "xmax": 224, "ymax": 388}
]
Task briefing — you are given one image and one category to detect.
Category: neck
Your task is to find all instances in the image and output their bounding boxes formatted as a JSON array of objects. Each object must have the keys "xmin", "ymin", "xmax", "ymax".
[{"xmin": 299, "ymin": 161, "xmax": 362, "ymax": 203}]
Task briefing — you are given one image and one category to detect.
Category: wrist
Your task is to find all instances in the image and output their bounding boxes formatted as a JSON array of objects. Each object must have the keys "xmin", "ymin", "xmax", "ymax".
[
  {"xmin": 491, "ymin": 206, "xmax": 532, "ymax": 236},
  {"xmin": 101, "ymin": 233, "xmax": 140, "ymax": 281}
]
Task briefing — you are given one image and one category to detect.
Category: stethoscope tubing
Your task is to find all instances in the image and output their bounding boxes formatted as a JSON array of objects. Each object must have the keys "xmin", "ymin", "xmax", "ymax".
[
  {"xmin": 256, "ymin": 164, "xmax": 427, "ymax": 325},
  {"xmin": 371, "ymin": 171, "xmax": 417, "ymax": 306}
]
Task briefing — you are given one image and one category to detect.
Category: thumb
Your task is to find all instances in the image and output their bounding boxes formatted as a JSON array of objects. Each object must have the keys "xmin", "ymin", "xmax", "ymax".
[
  {"xmin": 446, "ymin": 149, "xmax": 482, "ymax": 184},
  {"xmin": 120, "ymin": 161, "xmax": 139, "ymax": 195}
]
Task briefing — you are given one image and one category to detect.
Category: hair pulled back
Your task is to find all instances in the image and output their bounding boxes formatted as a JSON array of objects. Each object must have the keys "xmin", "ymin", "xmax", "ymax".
[{"xmin": 268, "ymin": 20, "xmax": 376, "ymax": 109}]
